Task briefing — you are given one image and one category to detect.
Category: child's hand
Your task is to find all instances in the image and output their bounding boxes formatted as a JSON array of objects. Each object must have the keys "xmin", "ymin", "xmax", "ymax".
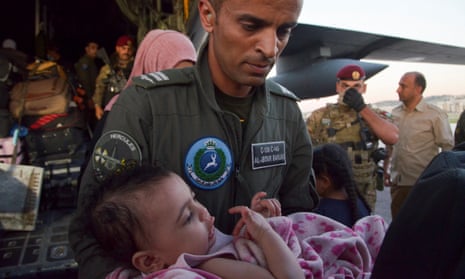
[
  {"xmin": 229, "ymin": 206, "xmax": 272, "ymax": 241},
  {"xmin": 234, "ymin": 238, "xmax": 267, "ymax": 268},
  {"xmin": 250, "ymin": 192, "xmax": 281, "ymax": 218}
]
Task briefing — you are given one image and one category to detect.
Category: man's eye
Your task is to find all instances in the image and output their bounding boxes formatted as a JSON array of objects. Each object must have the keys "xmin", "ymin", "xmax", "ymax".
[
  {"xmin": 277, "ymin": 28, "xmax": 292, "ymax": 40},
  {"xmin": 242, "ymin": 23, "xmax": 258, "ymax": 31}
]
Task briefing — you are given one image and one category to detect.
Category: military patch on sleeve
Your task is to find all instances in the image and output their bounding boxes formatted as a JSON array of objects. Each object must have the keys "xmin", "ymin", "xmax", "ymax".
[
  {"xmin": 378, "ymin": 109, "xmax": 393, "ymax": 120},
  {"xmin": 184, "ymin": 137, "xmax": 234, "ymax": 190},
  {"xmin": 92, "ymin": 130, "xmax": 142, "ymax": 182}
]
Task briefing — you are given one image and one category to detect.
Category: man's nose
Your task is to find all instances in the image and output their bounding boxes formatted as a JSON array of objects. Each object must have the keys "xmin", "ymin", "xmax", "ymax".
[{"xmin": 256, "ymin": 30, "xmax": 279, "ymax": 58}]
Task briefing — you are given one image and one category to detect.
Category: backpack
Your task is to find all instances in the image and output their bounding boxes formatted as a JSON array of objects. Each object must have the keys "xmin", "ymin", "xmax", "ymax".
[{"xmin": 8, "ymin": 60, "xmax": 70, "ymax": 119}]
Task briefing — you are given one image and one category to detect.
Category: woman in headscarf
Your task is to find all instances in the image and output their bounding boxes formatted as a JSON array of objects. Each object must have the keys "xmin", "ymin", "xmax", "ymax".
[{"xmin": 104, "ymin": 29, "xmax": 197, "ymax": 111}]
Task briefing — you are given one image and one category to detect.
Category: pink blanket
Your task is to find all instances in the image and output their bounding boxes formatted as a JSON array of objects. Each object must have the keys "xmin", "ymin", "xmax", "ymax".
[{"xmin": 106, "ymin": 213, "xmax": 387, "ymax": 279}]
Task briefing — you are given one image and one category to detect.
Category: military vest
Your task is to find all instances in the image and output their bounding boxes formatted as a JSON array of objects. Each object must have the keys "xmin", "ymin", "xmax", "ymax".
[{"xmin": 311, "ymin": 104, "xmax": 379, "ymax": 187}]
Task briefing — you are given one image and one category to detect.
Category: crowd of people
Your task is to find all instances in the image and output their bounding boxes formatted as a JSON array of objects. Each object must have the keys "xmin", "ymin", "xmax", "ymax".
[{"xmin": 2, "ymin": 0, "xmax": 465, "ymax": 278}]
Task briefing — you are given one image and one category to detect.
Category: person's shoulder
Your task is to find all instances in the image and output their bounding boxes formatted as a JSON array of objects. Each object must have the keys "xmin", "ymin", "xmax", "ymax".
[
  {"xmin": 423, "ymin": 101, "xmax": 448, "ymax": 115},
  {"xmin": 131, "ymin": 67, "xmax": 195, "ymax": 90},
  {"xmin": 75, "ymin": 56, "xmax": 89, "ymax": 69},
  {"xmin": 309, "ymin": 105, "xmax": 328, "ymax": 116},
  {"xmin": 266, "ymin": 79, "xmax": 299, "ymax": 101},
  {"xmin": 392, "ymin": 103, "xmax": 403, "ymax": 112},
  {"xmin": 307, "ymin": 104, "xmax": 335, "ymax": 121},
  {"xmin": 99, "ymin": 64, "xmax": 110, "ymax": 72},
  {"xmin": 75, "ymin": 55, "xmax": 86, "ymax": 64}
]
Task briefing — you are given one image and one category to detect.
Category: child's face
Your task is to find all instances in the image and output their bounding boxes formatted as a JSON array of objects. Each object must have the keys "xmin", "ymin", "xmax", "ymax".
[{"xmin": 141, "ymin": 174, "xmax": 216, "ymax": 265}]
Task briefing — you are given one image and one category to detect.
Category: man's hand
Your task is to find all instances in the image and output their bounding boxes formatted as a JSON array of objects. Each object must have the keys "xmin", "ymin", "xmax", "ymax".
[
  {"xmin": 250, "ymin": 192, "xmax": 281, "ymax": 218},
  {"xmin": 343, "ymin": 88, "xmax": 366, "ymax": 112},
  {"xmin": 95, "ymin": 104, "xmax": 104, "ymax": 119},
  {"xmin": 384, "ymin": 172, "xmax": 392, "ymax": 187}
]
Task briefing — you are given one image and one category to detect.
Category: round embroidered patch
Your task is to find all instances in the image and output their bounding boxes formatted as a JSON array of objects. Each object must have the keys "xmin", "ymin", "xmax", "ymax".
[
  {"xmin": 184, "ymin": 137, "xmax": 233, "ymax": 190},
  {"xmin": 92, "ymin": 130, "xmax": 142, "ymax": 182}
]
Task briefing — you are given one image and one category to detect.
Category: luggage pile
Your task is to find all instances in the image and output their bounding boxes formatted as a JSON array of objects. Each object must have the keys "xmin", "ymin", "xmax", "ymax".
[{"xmin": 1, "ymin": 60, "xmax": 91, "ymax": 210}]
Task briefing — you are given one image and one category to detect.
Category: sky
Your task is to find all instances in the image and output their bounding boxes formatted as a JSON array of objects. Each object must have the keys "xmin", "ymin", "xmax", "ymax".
[{"xmin": 293, "ymin": 0, "xmax": 465, "ymax": 112}]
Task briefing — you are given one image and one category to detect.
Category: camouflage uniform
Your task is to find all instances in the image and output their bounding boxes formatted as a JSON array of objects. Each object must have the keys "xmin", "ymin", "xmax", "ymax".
[
  {"xmin": 92, "ymin": 60, "xmax": 132, "ymax": 109},
  {"xmin": 93, "ymin": 35, "xmax": 135, "ymax": 109},
  {"xmin": 307, "ymin": 103, "xmax": 391, "ymax": 210}
]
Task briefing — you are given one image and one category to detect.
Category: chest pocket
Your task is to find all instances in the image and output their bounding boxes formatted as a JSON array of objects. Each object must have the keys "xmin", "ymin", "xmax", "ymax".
[{"xmin": 321, "ymin": 108, "xmax": 362, "ymax": 144}]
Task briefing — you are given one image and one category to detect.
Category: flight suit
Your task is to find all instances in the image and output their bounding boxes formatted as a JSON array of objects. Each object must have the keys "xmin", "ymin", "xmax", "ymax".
[{"xmin": 70, "ymin": 41, "xmax": 319, "ymax": 279}]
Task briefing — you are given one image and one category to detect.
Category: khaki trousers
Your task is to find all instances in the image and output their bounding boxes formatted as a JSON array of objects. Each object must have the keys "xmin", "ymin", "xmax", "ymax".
[{"xmin": 390, "ymin": 185, "xmax": 413, "ymax": 220}]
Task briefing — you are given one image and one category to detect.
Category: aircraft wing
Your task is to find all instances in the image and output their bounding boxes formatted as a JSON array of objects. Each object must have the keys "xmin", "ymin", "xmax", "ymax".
[
  {"xmin": 272, "ymin": 59, "xmax": 388, "ymax": 100},
  {"xmin": 272, "ymin": 23, "xmax": 465, "ymax": 99}
]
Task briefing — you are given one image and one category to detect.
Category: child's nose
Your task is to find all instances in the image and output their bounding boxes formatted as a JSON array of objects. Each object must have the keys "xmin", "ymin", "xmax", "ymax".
[{"xmin": 199, "ymin": 206, "xmax": 211, "ymax": 222}]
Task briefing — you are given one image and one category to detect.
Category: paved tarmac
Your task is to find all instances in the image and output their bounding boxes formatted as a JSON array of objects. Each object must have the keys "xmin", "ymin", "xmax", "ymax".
[{"xmin": 374, "ymin": 186, "xmax": 392, "ymax": 224}]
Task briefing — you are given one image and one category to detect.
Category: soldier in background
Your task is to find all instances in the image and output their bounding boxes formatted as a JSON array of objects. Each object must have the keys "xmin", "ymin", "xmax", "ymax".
[
  {"xmin": 74, "ymin": 40, "xmax": 100, "ymax": 130},
  {"xmin": 92, "ymin": 35, "xmax": 134, "ymax": 121},
  {"xmin": 307, "ymin": 64, "xmax": 399, "ymax": 210}
]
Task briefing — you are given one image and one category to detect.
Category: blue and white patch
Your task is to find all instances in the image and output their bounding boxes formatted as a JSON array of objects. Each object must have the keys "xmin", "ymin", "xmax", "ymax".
[
  {"xmin": 92, "ymin": 130, "xmax": 142, "ymax": 182},
  {"xmin": 251, "ymin": 141, "xmax": 286, "ymax": 170},
  {"xmin": 184, "ymin": 137, "xmax": 233, "ymax": 190}
]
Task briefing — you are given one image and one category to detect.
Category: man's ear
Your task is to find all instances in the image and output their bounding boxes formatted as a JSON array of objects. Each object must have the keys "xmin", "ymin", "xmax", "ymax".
[
  {"xmin": 362, "ymin": 83, "xmax": 367, "ymax": 94},
  {"xmin": 132, "ymin": 250, "xmax": 165, "ymax": 274},
  {"xmin": 198, "ymin": 0, "xmax": 215, "ymax": 32},
  {"xmin": 335, "ymin": 81, "xmax": 343, "ymax": 94}
]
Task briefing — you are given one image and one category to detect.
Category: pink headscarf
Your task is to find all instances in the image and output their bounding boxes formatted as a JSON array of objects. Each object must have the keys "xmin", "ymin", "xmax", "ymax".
[{"xmin": 105, "ymin": 29, "xmax": 197, "ymax": 111}]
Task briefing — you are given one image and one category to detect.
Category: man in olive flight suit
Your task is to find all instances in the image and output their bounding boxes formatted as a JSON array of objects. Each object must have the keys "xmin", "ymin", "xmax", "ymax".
[{"xmin": 69, "ymin": 0, "xmax": 319, "ymax": 278}]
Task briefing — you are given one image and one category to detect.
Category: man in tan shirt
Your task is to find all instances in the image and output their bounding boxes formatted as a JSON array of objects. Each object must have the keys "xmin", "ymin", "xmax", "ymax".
[{"xmin": 384, "ymin": 71, "xmax": 454, "ymax": 220}]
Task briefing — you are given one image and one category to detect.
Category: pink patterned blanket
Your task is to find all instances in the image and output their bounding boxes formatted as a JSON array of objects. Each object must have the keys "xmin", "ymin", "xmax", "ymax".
[{"xmin": 106, "ymin": 213, "xmax": 387, "ymax": 279}]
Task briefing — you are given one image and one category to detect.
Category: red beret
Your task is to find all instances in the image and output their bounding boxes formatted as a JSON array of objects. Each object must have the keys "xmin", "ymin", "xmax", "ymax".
[
  {"xmin": 116, "ymin": 35, "xmax": 133, "ymax": 47},
  {"xmin": 337, "ymin": 64, "xmax": 366, "ymax": 81}
]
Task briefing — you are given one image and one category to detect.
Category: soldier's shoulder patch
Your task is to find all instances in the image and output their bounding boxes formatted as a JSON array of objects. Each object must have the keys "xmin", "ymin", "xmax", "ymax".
[
  {"xmin": 372, "ymin": 106, "xmax": 393, "ymax": 120},
  {"xmin": 266, "ymin": 80, "xmax": 300, "ymax": 101},
  {"xmin": 368, "ymin": 105, "xmax": 392, "ymax": 120},
  {"xmin": 132, "ymin": 68, "xmax": 194, "ymax": 89}
]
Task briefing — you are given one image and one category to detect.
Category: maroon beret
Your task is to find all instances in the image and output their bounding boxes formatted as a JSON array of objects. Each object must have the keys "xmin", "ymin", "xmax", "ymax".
[
  {"xmin": 116, "ymin": 35, "xmax": 133, "ymax": 47},
  {"xmin": 336, "ymin": 64, "xmax": 366, "ymax": 81}
]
